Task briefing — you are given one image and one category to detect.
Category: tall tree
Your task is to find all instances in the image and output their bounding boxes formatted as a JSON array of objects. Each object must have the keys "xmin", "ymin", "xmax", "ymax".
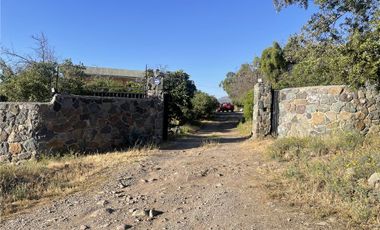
[
  {"xmin": 220, "ymin": 64, "xmax": 259, "ymax": 105},
  {"xmin": 273, "ymin": 0, "xmax": 380, "ymax": 42},
  {"xmin": 259, "ymin": 42, "xmax": 288, "ymax": 89},
  {"xmin": 163, "ymin": 70, "xmax": 197, "ymax": 125}
]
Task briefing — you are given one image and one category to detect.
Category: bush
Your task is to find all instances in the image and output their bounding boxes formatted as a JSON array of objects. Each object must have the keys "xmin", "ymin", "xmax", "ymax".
[
  {"xmin": 83, "ymin": 77, "xmax": 144, "ymax": 93},
  {"xmin": 243, "ymin": 89, "xmax": 254, "ymax": 121},
  {"xmin": 0, "ymin": 62, "xmax": 55, "ymax": 102},
  {"xmin": 163, "ymin": 70, "xmax": 197, "ymax": 125},
  {"xmin": 267, "ymin": 132, "xmax": 380, "ymax": 227},
  {"xmin": 191, "ymin": 91, "xmax": 219, "ymax": 119}
]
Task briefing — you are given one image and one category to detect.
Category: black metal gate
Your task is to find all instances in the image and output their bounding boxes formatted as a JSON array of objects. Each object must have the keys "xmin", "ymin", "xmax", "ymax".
[
  {"xmin": 162, "ymin": 93, "xmax": 169, "ymax": 141},
  {"xmin": 271, "ymin": 90, "xmax": 280, "ymax": 137}
]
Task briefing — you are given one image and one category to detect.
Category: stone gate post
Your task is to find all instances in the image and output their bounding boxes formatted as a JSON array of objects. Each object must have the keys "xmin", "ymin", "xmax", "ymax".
[{"xmin": 252, "ymin": 83, "xmax": 273, "ymax": 138}]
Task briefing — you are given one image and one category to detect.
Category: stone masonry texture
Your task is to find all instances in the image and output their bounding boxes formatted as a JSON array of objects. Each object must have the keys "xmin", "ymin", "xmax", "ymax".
[
  {"xmin": 252, "ymin": 84, "xmax": 380, "ymax": 138},
  {"xmin": 252, "ymin": 83, "xmax": 272, "ymax": 138},
  {"xmin": 0, "ymin": 94, "xmax": 164, "ymax": 163}
]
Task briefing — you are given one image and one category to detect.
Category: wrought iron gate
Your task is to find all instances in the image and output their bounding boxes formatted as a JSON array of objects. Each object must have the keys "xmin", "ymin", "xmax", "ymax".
[{"xmin": 271, "ymin": 90, "xmax": 280, "ymax": 137}]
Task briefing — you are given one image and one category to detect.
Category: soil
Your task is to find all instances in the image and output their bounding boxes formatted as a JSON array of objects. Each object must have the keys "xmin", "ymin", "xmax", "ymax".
[{"xmin": 0, "ymin": 113, "xmax": 341, "ymax": 229}]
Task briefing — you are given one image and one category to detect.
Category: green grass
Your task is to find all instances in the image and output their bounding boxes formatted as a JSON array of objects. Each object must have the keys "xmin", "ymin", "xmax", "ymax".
[{"xmin": 266, "ymin": 132, "xmax": 380, "ymax": 228}]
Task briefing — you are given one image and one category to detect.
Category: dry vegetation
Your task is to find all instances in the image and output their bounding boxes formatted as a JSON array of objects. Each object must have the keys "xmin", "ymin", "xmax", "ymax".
[
  {"xmin": 236, "ymin": 120, "xmax": 252, "ymax": 136},
  {"xmin": 0, "ymin": 148, "xmax": 154, "ymax": 218},
  {"xmin": 264, "ymin": 132, "xmax": 380, "ymax": 228}
]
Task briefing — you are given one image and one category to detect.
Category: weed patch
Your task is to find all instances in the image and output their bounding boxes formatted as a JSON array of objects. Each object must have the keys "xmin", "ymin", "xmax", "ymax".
[{"xmin": 266, "ymin": 132, "xmax": 380, "ymax": 228}]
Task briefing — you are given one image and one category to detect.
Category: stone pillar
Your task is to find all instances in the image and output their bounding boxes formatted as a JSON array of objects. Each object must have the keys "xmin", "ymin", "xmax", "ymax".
[
  {"xmin": 252, "ymin": 83, "xmax": 273, "ymax": 138},
  {"xmin": 146, "ymin": 72, "xmax": 164, "ymax": 99}
]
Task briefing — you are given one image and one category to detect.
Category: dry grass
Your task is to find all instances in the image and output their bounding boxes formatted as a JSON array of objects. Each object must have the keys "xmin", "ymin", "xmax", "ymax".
[
  {"xmin": 264, "ymin": 132, "xmax": 380, "ymax": 228},
  {"xmin": 240, "ymin": 138, "xmax": 274, "ymax": 154},
  {"xmin": 0, "ymin": 147, "xmax": 154, "ymax": 218},
  {"xmin": 201, "ymin": 138, "xmax": 220, "ymax": 148},
  {"xmin": 236, "ymin": 120, "xmax": 253, "ymax": 136}
]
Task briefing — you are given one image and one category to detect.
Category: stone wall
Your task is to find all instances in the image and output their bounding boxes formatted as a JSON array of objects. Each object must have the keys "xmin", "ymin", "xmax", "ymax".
[
  {"xmin": 0, "ymin": 94, "xmax": 164, "ymax": 163},
  {"xmin": 277, "ymin": 85, "xmax": 380, "ymax": 137},
  {"xmin": 252, "ymin": 83, "xmax": 380, "ymax": 138},
  {"xmin": 252, "ymin": 83, "xmax": 272, "ymax": 138}
]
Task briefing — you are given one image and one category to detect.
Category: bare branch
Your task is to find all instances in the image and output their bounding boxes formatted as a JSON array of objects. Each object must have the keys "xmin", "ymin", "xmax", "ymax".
[{"xmin": 31, "ymin": 32, "xmax": 56, "ymax": 63}]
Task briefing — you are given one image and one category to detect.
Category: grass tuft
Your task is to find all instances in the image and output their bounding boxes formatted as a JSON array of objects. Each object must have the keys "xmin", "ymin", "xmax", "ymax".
[{"xmin": 266, "ymin": 131, "xmax": 380, "ymax": 228}]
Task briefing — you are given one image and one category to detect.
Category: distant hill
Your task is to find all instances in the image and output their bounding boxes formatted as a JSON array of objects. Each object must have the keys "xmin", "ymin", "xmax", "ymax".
[{"xmin": 218, "ymin": 96, "xmax": 231, "ymax": 103}]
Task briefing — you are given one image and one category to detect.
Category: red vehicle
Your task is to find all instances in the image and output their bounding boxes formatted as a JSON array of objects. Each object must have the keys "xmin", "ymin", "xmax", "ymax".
[{"xmin": 217, "ymin": 103, "xmax": 234, "ymax": 112}]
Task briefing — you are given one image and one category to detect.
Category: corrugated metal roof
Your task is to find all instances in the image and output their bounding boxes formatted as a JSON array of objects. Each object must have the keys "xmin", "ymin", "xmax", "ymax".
[{"xmin": 84, "ymin": 66, "xmax": 145, "ymax": 78}]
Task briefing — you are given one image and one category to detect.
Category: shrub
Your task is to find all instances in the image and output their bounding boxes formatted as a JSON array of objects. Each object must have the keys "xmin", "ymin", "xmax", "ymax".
[
  {"xmin": 163, "ymin": 70, "xmax": 197, "ymax": 125},
  {"xmin": 0, "ymin": 62, "xmax": 55, "ymax": 102},
  {"xmin": 243, "ymin": 89, "xmax": 254, "ymax": 121},
  {"xmin": 191, "ymin": 91, "xmax": 219, "ymax": 119},
  {"xmin": 83, "ymin": 77, "xmax": 144, "ymax": 93}
]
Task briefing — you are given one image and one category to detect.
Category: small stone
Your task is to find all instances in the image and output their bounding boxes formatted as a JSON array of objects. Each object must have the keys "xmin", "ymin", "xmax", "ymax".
[
  {"xmin": 149, "ymin": 209, "xmax": 161, "ymax": 218},
  {"xmin": 9, "ymin": 143, "xmax": 23, "ymax": 155},
  {"xmin": 287, "ymin": 218, "xmax": 292, "ymax": 222},
  {"xmin": 131, "ymin": 210, "xmax": 149, "ymax": 217},
  {"xmin": 79, "ymin": 225, "xmax": 90, "ymax": 230},
  {"xmin": 368, "ymin": 172, "xmax": 380, "ymax": 188},
  {"xmin": 90, "ymin": 208, "xmax": 114, "ymax": 217},
  {"xmin": 105, "ymin": 208, "xmax": 115, "ymax": 214},
  {"xmin": 116, "ymin": 224, "xmax": 132, "ymax": 230},
  {"xmin": 96, "ymin": 200, "xmax": 109, "ymax": 206}
]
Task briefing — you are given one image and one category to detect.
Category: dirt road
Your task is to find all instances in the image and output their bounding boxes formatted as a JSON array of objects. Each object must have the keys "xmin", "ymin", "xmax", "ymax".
[{"xmin": 1, "ymin": 113, "xmax": 336, "ymax": 229}]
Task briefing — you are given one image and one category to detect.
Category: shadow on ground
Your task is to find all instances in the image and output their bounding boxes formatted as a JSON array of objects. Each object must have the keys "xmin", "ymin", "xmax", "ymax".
[{"xmin": 160, "ymin": 112, "xmax": 251, "ymax": 150}]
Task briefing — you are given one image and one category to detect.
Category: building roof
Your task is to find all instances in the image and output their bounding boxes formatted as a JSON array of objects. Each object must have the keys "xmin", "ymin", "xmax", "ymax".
[{"xmin": 84, "ymin": 66, "xmax": 145, "ymax": 79}]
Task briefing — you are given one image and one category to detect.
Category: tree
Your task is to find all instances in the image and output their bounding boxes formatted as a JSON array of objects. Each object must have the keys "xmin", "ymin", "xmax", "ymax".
[
  {"xmin": 279, "ymin": 10, "xmax": 380, "ymax": 88},
  {"xmin": 220, "ymin": 63, "xmax": 260, "ymax": 105},
  {"xmin": 259, "ymin": 42, "xmax": 288, "ymax": 89},
  {"xmin": 243, "ymin": 89, "xmax": 254, "ymax": 121},
  {"xmin": 0, "ymin": 34, "xmax": 88, "ymax": 101},
  {"xmin": 1, "ymin": 32, "xmax": 56, "ymax": 69},
  {"xmin": 162, "ymin": 70, "xmax": 197, "ymax": 125},
  {"xmin": 58, "ymin": 59, "xmax": 86, "ymax": 95},
  {"xmin": 273, "ymin": 0, "xmax": 380, "ymax": 42},
  {"xmin": 0, "ymin": 62, "xmax": 55, "ymax": 102},
  {"xmin": 191, "ymin": 91, "xmax": 219, "ymax": 119}
]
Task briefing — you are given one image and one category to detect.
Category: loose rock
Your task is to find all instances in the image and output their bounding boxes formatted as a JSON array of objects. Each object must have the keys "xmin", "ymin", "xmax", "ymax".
[
  {"xmin": 368, "ymin": 172, "xmax": 380, "ymax": 188},
  {"xmin": 131, "ymin": 210, "xmax": 149, "ymax": 217},
  {"xmin": 79, "ymin": 225, "xmax": 90, "ymax": 230}
]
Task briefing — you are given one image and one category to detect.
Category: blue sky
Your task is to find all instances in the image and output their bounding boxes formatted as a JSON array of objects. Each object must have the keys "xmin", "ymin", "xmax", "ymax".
[{"xmin": 0, "ymin": 0, "xmax": 316, "ymax": 98}]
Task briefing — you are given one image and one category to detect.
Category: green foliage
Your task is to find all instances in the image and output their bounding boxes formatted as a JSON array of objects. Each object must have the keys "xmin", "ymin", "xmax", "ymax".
[
  {"xmin": 243, "ymin": 89, "xmax": 253, "ymax": 121},
  {"xmin": 273, "ymin": 0, "xmax": 379, "ymax": 42},
  {"xmin": 163, "ymin": 70, "xmax": 197, "ymax": 125},
  {"xmin": 259, "ymin": 42, "xmax": 289, "ymax": 89},
  {"xmin": 0, "ymin": 62, "xmax": 55, "ymax": 102},
  {"xmin": 265, "ymin": 1, "xmax": 380, "ymax": 89},
  {"xmin": 84, "ymin": 77, "xmax": 144, "ymax": 93},
  {"xmin": 58, "ymin": 59, "xmax": 86, "ymax": 95},
  {"xmin": 220, "ymin": 63, "xmax": 259, "ymax": 105},
  {"xmin": 191, "ymin": 91, "xmax": 219, "ymax": 119}
]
